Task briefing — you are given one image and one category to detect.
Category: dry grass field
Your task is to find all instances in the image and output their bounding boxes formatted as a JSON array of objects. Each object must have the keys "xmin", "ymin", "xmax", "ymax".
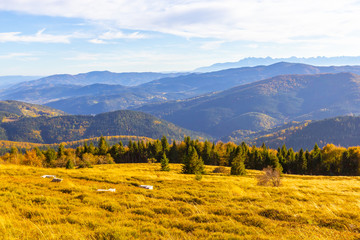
[{"xmin": 0, "ymin": 163, "xmax": 360, "ymax": 239}]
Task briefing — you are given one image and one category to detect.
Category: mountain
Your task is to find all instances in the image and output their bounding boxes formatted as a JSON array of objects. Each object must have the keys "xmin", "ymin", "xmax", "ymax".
[
  {"xmin": 2, "ymin": 83, "xmax": 129, "ymax": 104},
  {"xmin": 245, "ymin": 116, "xmax": 360, "ymax": 150},
  {"xmin": 0, "ymin": 110, "xmax": 210, "ymax": 144},
  {"xmin": 36, "ymin": 62, "xmax": 360, "ymax": 114},
  {"xmin": 195, "ymin": 56, "xmax": 360, "ymax": 72},
  {"xmin": 45, "ymin": 89, "xmax": 174, "ymax": 115},
  {"xmin": 0, "ymin": 76, "xmax": 42, "ymax": 89},
  {"xmin": 136, "ymin": 72, "xmax": 360, "ymax": 137},
  {"xmin": 9, "ymin": 71, "xmax": 186, "ymax": 88},
  {"xmin": 0, "ymin": 100, "xmax": 66, "ymax": 121}
]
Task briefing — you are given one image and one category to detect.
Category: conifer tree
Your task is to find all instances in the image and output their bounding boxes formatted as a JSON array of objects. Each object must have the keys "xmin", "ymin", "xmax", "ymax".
[
  {"xmin": 65, "ymin": 158, "xmax": 75, "ymax": 169},
  {"xmin": 98, "ymin": 136, "xmax": 108, "ymax": 155},
  {"xmin": 230, "ymin": 152, "xmax": 246, "ymax": 175},
  {"xmin": 160, "ymin": 152, "xmax": 170, "ymax": 171},
  {"xmin": 161, "ymin": 135, "xmax": 169, "ymax": 154},
  {"xmin": 57, "ymin": 143, "xmax": 65, "ymax": 159},
  {"xmin": 182, "ymin": 146, "xmax": 204, "ymax": 174}
]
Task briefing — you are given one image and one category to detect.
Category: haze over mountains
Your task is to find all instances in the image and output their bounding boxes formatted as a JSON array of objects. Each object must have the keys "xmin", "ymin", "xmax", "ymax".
[
  {"xmin": 137, "ymin": 72, "xmax": 360, "ymax": 137},
  {"xmin": 2, "ymin": 60, "xmax": 360, "ymax": 147},
  {"xmin": 195, "ymin": 56, "xmax": 360, "ymax": 72},
  {"xmin": 3, "ymin": 62, "xmax": 360, "ymax": 115}
]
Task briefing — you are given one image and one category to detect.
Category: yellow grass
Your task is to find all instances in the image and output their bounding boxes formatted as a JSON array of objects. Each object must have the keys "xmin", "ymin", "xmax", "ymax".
[{"xmin": 0, "ymin": 163, "xmax": 360, "ymax": 239}]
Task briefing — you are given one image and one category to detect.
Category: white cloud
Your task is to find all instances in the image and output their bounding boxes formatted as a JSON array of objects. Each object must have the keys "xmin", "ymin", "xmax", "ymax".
[
  {"xmin": 0, "ymin": 29, "xmax": 72, "ymax": 43},
  {"xmin": 99, "ymin": 31, "xmax": 146, "ymax": 40},
  {"xmin": 1, "ymin": 0, "xmax": 360, "ymax": 45},
  {"xmin": 88, "ymin": 31, "xmax": 147, "ymax": 44},
  {"xmin": 88, "ymin": 39, "xmax": 106, "ymax": 44}
]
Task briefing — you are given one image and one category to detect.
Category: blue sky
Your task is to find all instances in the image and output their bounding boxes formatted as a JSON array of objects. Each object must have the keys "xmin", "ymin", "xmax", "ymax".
[{"xmin": 1, "ymin": 0, "xmax": 360, "ymax": 75}]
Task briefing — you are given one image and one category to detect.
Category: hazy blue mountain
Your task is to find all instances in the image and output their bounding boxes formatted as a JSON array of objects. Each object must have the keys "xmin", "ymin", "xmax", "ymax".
[
  {"xmin": 9, "ymin": 71, "xmax": 186, "ymax": 88},
  {"xmin": 6, "ymin": 62, "xmax": 360, "ymax": 115},
  {"xmin": 2, "ymin": 84, "xmax": 129, "ymax": 104},
  {"xmin": 0, "ymin": 76, "xmax": 42, "ymax": 89},
  {"xmin": 136, "ymin": 72, "xmax": 360, "ymax": 137},
  {"xmin": 195, "ymin": 56, "xmax": 360, "ymax": 72},
  {"xmin": 136, "ymin": 62, "xmax": 360, "ymax": 97}
]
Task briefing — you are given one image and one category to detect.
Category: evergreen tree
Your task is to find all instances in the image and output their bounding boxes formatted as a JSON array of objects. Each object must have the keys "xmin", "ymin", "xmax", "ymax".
[
  {"xmin": 182, "ymin": 146, "xmax": 204, "ymax": 174},
  {"xmin": 202, "ymin": 140, "xmax": 212, "ymax": 165},
  {"xmin": 161, "ymin": 135, "xmax": 169, "ymax": 154},
  {"xmin": 168, "ymin": 140, "xmax": 180, "ymax": 163},
  {"xmin": 160, "ymin": 152, "xmax": 170, "ymax": 171},
  {"xmin": 310, "ymin": 143, "xmax": 322, "ymax": 174},
  {"xmin": 57, "ymin": 143, "xmax": 65, "ymax": 159},
  {"xmin": 98, "ymin": 136, "xmax": 109, "ymax": 155},
  {"xmin": 45, "ymin": 148, "xmax": 57, "ymax": 167},
  {"xmin": 230, "ymin": 152, "xmax": 246, "ymax": 175},
  {"xmin": 65, "ymin": 158, "xmax": 75, "ymax": 169}
]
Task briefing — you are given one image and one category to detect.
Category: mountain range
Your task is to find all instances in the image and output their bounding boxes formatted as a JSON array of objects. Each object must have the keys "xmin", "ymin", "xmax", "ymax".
[
  {"xmin": 136, "ymin": 72, "xmax": 360, "ymax": 137},
  {"xmin": 2, "ymin": 61, "xmax": 360, "ymax": 148},
  {"xmin": 4, "ymin": 62, "xmax": 360, "ymax": 115},
  {"xmin": 195, "ymin": 56, "xmax": 360, "ymax": 72}
]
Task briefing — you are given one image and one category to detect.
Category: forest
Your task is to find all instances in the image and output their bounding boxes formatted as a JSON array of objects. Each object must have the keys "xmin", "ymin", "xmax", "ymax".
[{"xmin": 2, "ymin": 135, "xmax": 360, "ymax": 176}]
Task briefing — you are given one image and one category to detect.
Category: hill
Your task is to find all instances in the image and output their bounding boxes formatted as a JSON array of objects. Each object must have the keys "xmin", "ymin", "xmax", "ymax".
[
  {"xmin": 0, "ymin": 164, "xmax": 359, "ymax": 239},
  {"xmin": 0, "ymin": 100, "xmax": 66, "ymax": 121},
  {"xmin": 0, "ymin": 75, "xmax": 41, "ymax": 89},
  {"xmin": 137, "ymin": 72, "xmax": 360, "ymax": 137},
  {"xmin": 195, "ymin": 56, "xmax": 360, "ymax": 72},
  {"xmin": 246, "ymin": 116, "xmax": 360, "ymax": 150},
  {"xmin": 0, "ymin": 110, "xmax": 209, "ymax": 143},
  {"xmin": 10, "ymin": 71, "xmax": 186, "ymax": 88},
  {"xmin": 7, "ymin": 62, "xmax": 360, "ymax": 114}
]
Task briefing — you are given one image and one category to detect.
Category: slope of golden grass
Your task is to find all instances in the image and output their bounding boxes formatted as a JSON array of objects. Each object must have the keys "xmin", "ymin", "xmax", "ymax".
[{"xmin": 0, "ymin": 164, "xmax": 360, "ymax": 239}]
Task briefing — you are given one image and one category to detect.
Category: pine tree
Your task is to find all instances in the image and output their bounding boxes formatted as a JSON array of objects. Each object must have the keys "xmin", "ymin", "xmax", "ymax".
[
  {"xmin": 161, "ymin": 135, "xmax": 169, "ymax": 154},
  {"xmin": 160, "ymin": 152, "xmax": 170, "ymax": 171},
  {"xmin": 230, "ymin": 153, "xmax": 246, "ymax": 175},
  {"xmin": 182, "ymin": 146, "xmax": 204, "ymax": 174},
  {"xmin": 65, "ymin": 158, "xmax": 75, "ymax": 169},
  {"xmin": 57, "ymin": 143, "xmax": 65, "ymax": 159},
  {"xmin": 98, "ymin": 136, "xmax": 108, "ymax": 155}
]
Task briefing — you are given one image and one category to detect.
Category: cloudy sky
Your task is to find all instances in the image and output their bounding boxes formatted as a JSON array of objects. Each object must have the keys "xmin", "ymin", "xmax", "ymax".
[{"xmin": 1, "ymin": 0, "xmax": 360, "ymax": 75}]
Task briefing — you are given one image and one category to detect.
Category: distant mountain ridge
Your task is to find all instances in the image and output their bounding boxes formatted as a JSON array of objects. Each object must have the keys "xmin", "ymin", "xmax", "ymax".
[
  {"xmin": 34, "ymin": 62, "xmax": 360, "ymax": 114},
  {"xmin": 136, "ymin": 72, "xmax": 360, "ymax": 137},
  {"xmin": 11, "ymin": 71, "xmax": 186, "ymax": 88},
  {"xmin": 195, "ymin": 56, "xmax": 360, "ymax": 72}
]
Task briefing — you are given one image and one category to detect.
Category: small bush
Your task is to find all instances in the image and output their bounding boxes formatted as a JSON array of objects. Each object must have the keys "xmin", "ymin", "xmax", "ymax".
[
  {"xmin": 212, "ymin": 166, "xmax": 230, "ymax": 174},
  {"xmin": 257, "ymin": 166, "xmax": 281, "ymax": 187},
  {"xmin": 195, "ymin": 173, "xmax": 202, "ymax": 181},
  {"xmin": 147, "ymin": 158, "xmax": 157, "ymax": 164}
]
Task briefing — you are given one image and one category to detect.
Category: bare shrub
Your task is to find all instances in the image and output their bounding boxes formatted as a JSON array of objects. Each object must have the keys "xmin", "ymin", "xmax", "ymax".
[
  {"xmin": 212, "ymin": 166, "xmax": 230, "ymax": 174},
  {"xmin": 257, "ymin": 166, "xmax": 281, "ymax": 187}
]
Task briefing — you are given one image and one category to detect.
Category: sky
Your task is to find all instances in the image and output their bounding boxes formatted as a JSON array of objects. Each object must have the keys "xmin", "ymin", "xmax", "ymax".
[{"xmin": 1, "ymin": 0, "xmax": 360, "ymax": 75}]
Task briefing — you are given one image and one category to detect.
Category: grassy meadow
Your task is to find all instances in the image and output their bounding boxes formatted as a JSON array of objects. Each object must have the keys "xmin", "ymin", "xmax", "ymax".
[{"xmin": 0, "ymin": 163, "xmax": 360, "ymax": 239}]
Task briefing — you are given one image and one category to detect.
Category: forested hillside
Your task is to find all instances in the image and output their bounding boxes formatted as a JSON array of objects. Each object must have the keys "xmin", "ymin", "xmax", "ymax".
[
  {"xmin": 248, "ymin": 116, "xmax": 360, "ymax": 150},
  {"xmin": 0, "ymin": 110, "xmax": 209, "ymax": 143},
  {"xmin": 137, "ymin": 72, "xmax": 360, "ymax": 137},
  {"xmin": 0, "ymin": 100, "xmax": 66, "ymax": 121}
]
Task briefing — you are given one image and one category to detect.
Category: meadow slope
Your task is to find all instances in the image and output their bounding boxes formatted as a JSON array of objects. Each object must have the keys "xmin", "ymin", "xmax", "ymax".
[{"xmin": 0, "ymin": 164, "xmax": 360, "ymax": 239}]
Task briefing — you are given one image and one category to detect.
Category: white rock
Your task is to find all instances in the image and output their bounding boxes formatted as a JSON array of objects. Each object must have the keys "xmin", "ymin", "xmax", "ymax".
[
  {"xmin": 139, "ymin": 185, "xmax": 153, "ymax": 190},
  {"xmin": 97, "ymin": 188, "xmax": 116, "ymax": 192}
]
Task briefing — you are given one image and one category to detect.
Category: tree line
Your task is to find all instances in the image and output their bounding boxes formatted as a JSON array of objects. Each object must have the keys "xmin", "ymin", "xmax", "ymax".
[{"xmin": 1, "ymin": 136, "xmax": 360, "ymax": 176}]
